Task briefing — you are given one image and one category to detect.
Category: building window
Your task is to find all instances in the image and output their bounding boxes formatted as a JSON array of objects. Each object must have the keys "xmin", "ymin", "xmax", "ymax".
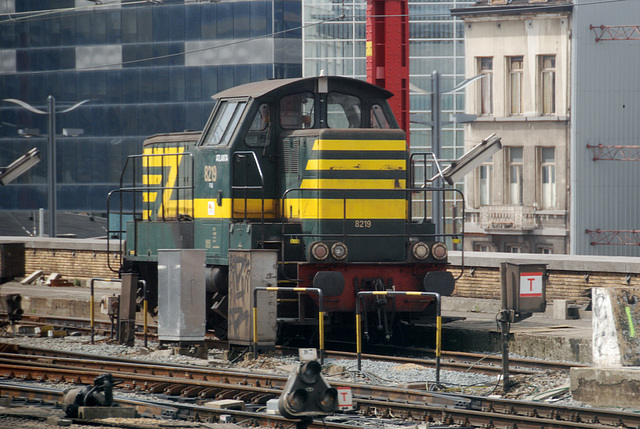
[
  {"xmin": 475, "ymin": 243, "xmax": 492, "ymax": 252},
  {"xmin": 540, "ymin": 55, "xmax": 556, "ymax": 115},
  {"xmin": 538, "ymin": 246, "xmax": 553, "ymax": 254},
  {"xmin": 478, "ymin": 161, "xmax": 493, "ymax": 206},
  {"xmin": 509, "ymin": 56, "xmax": 523, "ymax": 115},
  {"xmin": 540, "ymin": 147, "xmax": 556, "ymax": 209},
  {"xmin": 478, "ymin": 57, "xmax": 493, "ymax": 115},
  {"xmin": 507, "ymin": 245, "xmax": 523, "ymax": 253},
  {"xmin": 508, "ymin": 147, "xmax": 523, "ymax": 205}
]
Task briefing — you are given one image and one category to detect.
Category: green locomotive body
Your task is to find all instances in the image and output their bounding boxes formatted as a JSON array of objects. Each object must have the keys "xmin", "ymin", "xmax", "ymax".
[{"xmin": 111, "ymin": 76, "xmax": 460, "ymax": 341}]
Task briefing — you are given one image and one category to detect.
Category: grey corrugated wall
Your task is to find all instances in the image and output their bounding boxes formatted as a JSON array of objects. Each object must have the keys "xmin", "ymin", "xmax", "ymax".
[{"xmin": 570, "ymin": 0, "xmax": 640, "ymax": 255}]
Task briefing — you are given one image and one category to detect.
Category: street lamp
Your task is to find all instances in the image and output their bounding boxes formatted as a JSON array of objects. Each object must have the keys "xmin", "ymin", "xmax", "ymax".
[{"xmin": 3, "ymin": 96, "xmax": 89, "ymax": 238}]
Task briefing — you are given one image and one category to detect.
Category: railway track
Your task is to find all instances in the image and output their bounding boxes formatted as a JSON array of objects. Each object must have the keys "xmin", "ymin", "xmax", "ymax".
[
  {"xmin": 7, "ymin": 313, "xmax": 582, "ymax": 376},
  {"xmin": 0, "ymin": 343, "xmax": 637, "ymax": 428}
]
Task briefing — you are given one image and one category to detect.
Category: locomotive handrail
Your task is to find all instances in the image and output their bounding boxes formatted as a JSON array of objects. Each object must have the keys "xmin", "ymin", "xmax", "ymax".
[
  {"xmin": 231, "ymin": 151, "xmax": 265, "ymax": 248},
  {"xmin": 121, "ymin": 151, "xmax": 195, "ymax": 222},
  {"xmin": 409, "ymin": 151, "xmax": 450, "ymax": 223},
  {"xmin": 279, "ymin": 186, "xmax": 465, "ymax": 281},
  {"xmin": 355, "ymin": 291, "xmax": 442, "ymax": 384},
  {"xmin": 107, "ymin": 151, "xmax": 194, "ymax": 271},
  {"xmin": 253, "ymin": 287, "xmax": 325, "ymax": 364}
]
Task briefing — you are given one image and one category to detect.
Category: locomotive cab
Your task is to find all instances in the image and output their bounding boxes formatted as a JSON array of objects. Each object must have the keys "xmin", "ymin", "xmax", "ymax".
[{"xmin": 113, "ymin": 75, "xmax": 460, "ymax": 344}]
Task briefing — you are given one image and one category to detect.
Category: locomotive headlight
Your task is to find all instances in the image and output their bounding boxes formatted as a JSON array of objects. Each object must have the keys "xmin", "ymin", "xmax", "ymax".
[
  {"xmin": 311, "ymin": 242, "xmax": 329, "ymax": 261},
  {"xmin": 431, "ymin": 242, "xmax": 448, "ymax": 260},
  {"xmin": 411, "ymin": 242, "xmax": 430, "ymax": 260},
  {"xmin": 331, "ymin": 242, "xmax": 348, "ymax": 260}
]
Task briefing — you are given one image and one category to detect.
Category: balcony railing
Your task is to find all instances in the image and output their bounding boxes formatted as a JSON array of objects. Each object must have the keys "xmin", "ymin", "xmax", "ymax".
[{"xmin": 479, "ymin": 205, "xmax": 538, "ymax": 230}]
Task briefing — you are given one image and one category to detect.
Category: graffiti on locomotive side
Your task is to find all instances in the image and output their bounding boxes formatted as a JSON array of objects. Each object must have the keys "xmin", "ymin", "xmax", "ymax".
[{"xmin": 227, "ymin": 252, "xmax": 252, "ymax": 341}]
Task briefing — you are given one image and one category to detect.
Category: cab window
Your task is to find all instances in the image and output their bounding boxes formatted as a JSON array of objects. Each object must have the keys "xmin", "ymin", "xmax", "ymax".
[
  {"xmin": 202, "ymin": 100, "xmax": 247, "ymax": 146},
  {"xmin": 245, "ymin": 103, "xmax": 271, "ymax": 147},
  {"xmin": 280, "ymin": 92, "xmax": 315, "ymax": 129},
  {"xmin": 327, "ymin": 92, "xmax": 361, "ymax": 128},
  {"xmin": 370, "ymin": 104, "xmax": 391, "ymax": 129}
]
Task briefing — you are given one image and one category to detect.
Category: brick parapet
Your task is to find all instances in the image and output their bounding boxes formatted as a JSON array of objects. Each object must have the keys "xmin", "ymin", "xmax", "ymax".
[
  {"xmin": 1, "ymin": 238, "xmax": 639, "ymax": 302},
  {"xmin": 0, "ymin": 236, "xmax": 121, "ymax": 283}
]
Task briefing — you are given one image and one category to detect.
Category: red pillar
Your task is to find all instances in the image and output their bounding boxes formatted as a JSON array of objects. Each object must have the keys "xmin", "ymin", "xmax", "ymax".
[{"xmin": 366, "ymin": 0, "xmax": 410, "ymax": 145}]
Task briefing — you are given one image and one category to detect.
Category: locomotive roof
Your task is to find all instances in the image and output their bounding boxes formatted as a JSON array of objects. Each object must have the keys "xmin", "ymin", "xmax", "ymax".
[{"xmin": 212, "ymin": 76, "xmax": 394, "ymax": 101}]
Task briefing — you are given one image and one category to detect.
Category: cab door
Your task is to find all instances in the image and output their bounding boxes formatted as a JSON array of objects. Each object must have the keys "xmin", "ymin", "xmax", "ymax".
[
  {"xmin": 194, "ymin": 99, "xmax": 247, "ymax": 264},
  {"xmin": 233, "ymin": 102, "xmax": 279, "ymax": 220}
]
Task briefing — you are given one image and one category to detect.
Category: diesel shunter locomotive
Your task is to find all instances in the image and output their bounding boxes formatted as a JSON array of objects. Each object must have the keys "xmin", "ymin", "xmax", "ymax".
[{"xmin": 110, "ymin": 75, "xmax": 461, "ymax": 343}]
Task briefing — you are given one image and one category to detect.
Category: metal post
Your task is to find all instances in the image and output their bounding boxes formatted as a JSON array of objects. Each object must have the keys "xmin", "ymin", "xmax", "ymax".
[
  {"xmin": 431, "ymin": 71, "xmax": 443, "ymax": 237},
  {"xmin": 119, "ymin": 273, "xmax": 138, "ymax": 346},
  {"xmin": 356, "ymin": 291, "xmax": 441, "ymax": 384},
  {"xmin": 356, "ymin": 295, "xmax": 362, "ymax": 371},
  {"xmin": 90, "ymin": 278, "xmax": 95, "ymax": 344},
  {"xmin": 38, "ymin": 208, "xmax": 44, "ymax": 237},
  {"xmin": 140, "ymin": 279, "xmax": 148, "ymax": 348},
  {"xmin": 435, "ymin": 293, "xmax": 442, "ymax": 385},
  {"xmin": 499, "ymin": 310, "xmax": 511, "ymax": 392},
  {"xmin": 253, "ymin": 287, "xmax": 325, "ymax": 363},
  {"xmin": 47, "ymin": 95, "xmax": 57, "ymax": 238}
]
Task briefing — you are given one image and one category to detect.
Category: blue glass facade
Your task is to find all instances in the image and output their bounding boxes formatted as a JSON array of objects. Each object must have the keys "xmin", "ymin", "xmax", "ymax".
[{"xmin": 0, "ymin": 1, "xmax": 301, "ymax": 213}]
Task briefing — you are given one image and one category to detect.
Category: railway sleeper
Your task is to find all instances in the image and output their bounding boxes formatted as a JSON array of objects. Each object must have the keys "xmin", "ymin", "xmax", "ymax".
[
  {"xmin": 165, "ymin": 384, "xmax": 188, "ymax": 395},
  {"xmin": 181, "ymin": 386, "xmax": 205, "ymax": 397},
  {"xmin": 251, "ymin": 393, "xmax": 276, "ymax": 404},
  {"xmin": 199, "ymin": 387, "xmax": 221, "ymax": 398},
  {"xmin": 234, "ymin": 391, "xmax": 257, "ymax": 402},
  {"xmin": 147, "ymin": 382, "xmax": 169, "ymax": 394},
  {"xmin": 216, "ymin": 389, "xmax": 239, "ymax": 399}
]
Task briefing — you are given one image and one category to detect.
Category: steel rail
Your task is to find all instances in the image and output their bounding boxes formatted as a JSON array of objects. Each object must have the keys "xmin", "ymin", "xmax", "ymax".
[
  {"xmin": 0, "ymin": 382, "xmax": 359, "ymax": 429},
  {"xmin": 0, "ymin": 352, "xmax": 637, "ymax": 429}
]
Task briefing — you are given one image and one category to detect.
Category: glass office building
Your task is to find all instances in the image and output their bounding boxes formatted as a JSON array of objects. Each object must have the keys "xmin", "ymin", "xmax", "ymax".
[
  {"xmin": 302, "ymin": 0, "xmax": 473, "ymax": 225},
  {"xmin": 0, "ymin": 0, "xmax": 301, "ymax": 216}
]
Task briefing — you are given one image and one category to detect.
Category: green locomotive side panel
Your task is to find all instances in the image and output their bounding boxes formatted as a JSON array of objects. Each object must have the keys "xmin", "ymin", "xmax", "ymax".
[
  {"xmin": 126, "ymin": 221, "xmax": 194, "ymax": 262},
  {"xmin": 195, "ymin": 220, "xmax": 229, "ymax": 265}
]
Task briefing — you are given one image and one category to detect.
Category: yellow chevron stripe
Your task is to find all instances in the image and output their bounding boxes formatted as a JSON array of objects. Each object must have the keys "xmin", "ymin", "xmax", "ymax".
[
  {"xmin": 306, "ymin": 159, "xmax": 405, "ymax": 171},
  {"xmin": 143, "ymin": 175, "xmax": 162, "ymax": 185},
  {"xmin": 142, "ymin": 193, "xmax": 158, "ymax": 203},
  {"xmin": 300, "ymin": 179, "xmax": 406, "ymax": 189},
  {"xmin": 312, "ymin": 139, "xmax": 406, "ymax": 151}
]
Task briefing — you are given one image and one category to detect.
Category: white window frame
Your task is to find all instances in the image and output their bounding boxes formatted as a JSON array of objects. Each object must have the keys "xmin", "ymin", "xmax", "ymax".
[
  {"xmin": 477, "ymin": 161, "xmax": 493, "ymax": 207},
  {"xmin": 507, "ymin": 244, "xmax": 524, "ymax": 253},
  {"xmin": 539, "ymin": 147, "xmax": 556, "ymax": 209},
  {"xmin": 539, "ymin": 55, "xmax": 556, "ymax": 115},
  {"xmin": 478, "ymin": 57, "xmax": 493, "ymax": 115},
  {"xmin": 508, "ymin": 147, "xmax": 523, "ymax": 205},
  {"xmin": 538, "ymin": 246, "xmax": 554, "ymax": 254},
  {"xmin": 508, "ymin": 56, "xmax": 524, "ymax": 115}
]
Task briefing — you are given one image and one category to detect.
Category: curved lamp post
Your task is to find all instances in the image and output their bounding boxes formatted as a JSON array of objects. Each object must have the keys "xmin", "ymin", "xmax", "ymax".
[{"xmin": 3, "ymin": 96, "xmax": 89, "ymax": 238}]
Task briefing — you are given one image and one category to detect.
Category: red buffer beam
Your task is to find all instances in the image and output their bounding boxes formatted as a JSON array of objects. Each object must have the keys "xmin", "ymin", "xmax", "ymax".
[
  {"xmin": 590, "ymin": 25, "xmax": 640, "ymax": 42},
  {"xmin": 586, "ymin": 144, "xmax": 640, "ymax": 161},
  {"xmin": 366, "ymin": 0, "xmax": 410, "ymax": 144},
  {"xmin": 586, "ymin": 229, "xmax": 640, "ymax": 246}
]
